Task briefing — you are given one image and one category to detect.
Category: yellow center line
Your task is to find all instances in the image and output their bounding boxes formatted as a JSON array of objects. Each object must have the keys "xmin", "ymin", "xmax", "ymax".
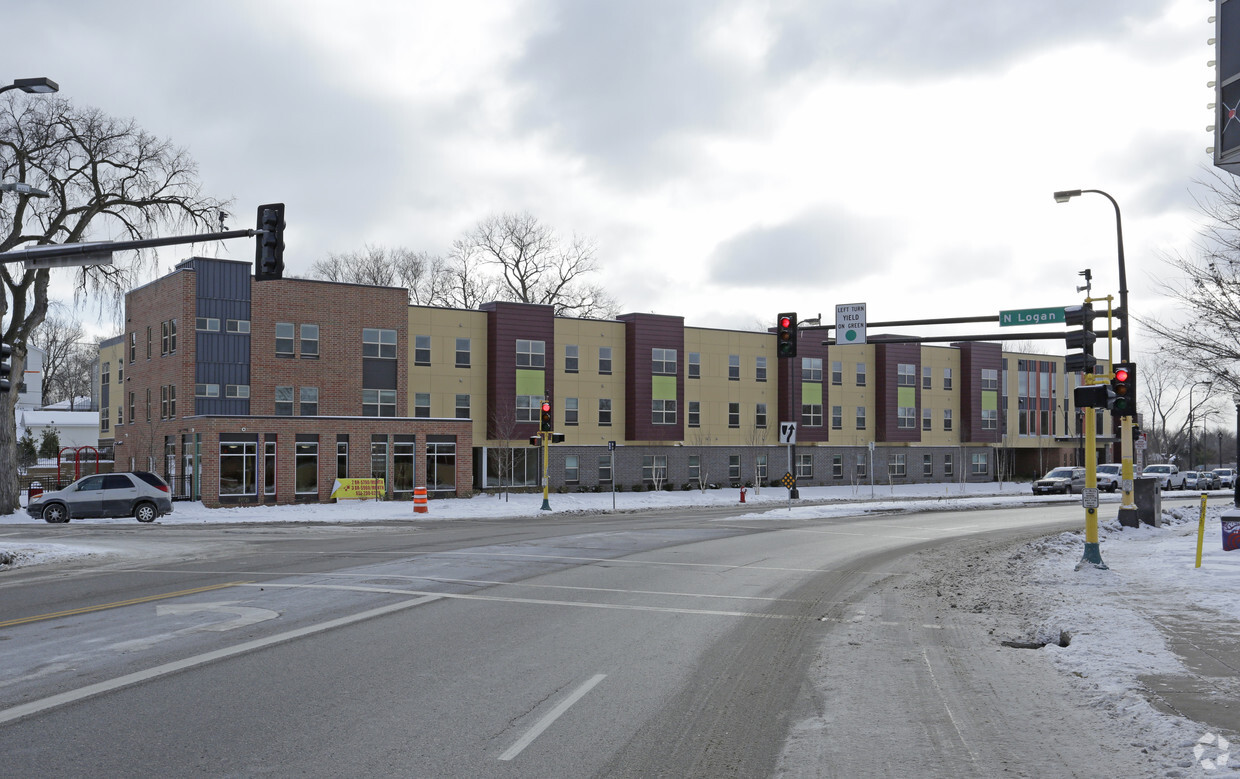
[{"xmin": 0, "ymin": 581, "xmax": 252, "ymax": 628}]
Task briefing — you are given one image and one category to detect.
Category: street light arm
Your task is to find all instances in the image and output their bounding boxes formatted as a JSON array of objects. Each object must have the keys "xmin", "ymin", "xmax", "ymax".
[{"xmin": 1054, "ymin": 187, "xmax": 1130, "ymax": 363}]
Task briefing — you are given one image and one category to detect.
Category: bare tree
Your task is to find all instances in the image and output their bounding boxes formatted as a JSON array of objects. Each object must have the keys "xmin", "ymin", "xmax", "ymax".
[
  {"xmin": 464, "ymin": 213, "xmax": 619, "ymax": 318},
  {"xmin": 308, "ymin": 245, "xmax": 461, "ymax": 307},
  {"xmin": 0, "ymin": 94, "xmax": 222, "ymax": 514},
  {"xmin": 1137, "ymin": 351, "xmax": 1220, "ymax": 463},
  {"xmin": 687, "ymin": 431, "xmax": 714, "ymax": 492},
  {"xmin": 27, "ymin": 311, "xmax": 85, "ymax": 406}
]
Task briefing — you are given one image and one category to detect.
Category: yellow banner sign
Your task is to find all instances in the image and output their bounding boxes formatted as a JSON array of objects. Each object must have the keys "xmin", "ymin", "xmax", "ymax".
[{"xmin": 330, "ymin": 478, "xmax": 385, "ymax": 500}]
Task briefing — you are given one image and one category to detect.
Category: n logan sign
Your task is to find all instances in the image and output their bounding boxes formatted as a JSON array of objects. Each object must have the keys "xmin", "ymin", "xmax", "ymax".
[{"xmin": 999, "ymin": 307, "xmax": 1064, "ymax": 327}]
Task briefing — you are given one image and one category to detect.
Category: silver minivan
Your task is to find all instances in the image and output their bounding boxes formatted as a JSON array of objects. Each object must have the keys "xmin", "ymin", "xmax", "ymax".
[{"xmin": 28, "ymin": 471, "xmax": 174, "ymax": 523}]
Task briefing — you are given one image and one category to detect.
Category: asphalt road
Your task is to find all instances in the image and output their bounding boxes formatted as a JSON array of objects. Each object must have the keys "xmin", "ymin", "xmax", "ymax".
[{"xmin": 0, "ymin": 502, "xmax": 1109, "ymax": 777}]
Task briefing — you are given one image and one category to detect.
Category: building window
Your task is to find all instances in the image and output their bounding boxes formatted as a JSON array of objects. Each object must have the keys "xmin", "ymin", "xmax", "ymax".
[
  {"xmin": 972, "ymin": 452, "xmax": 989, "ymax": 476},
  {"xmin": 414, "ymin": 392, "xmax": 430, "ymax": 418},
  {"xmin": 146, "ymin": 327, "xmax": 152, "ymax": 359},
  {"xmin": 117, "ymin": 363, "xmax": 123, "ymax": 383},
  {"xmin": 300, "ymin": 324, "xmax": 318, "ymax": 357},
  {"xmin": 117, "ymin": 404, "xmax": 124, "ymax": 426},
  {"xmin": 599, "ymin": 398, "xmax": 612, "ymax": 426},
  {"xmin": 101, "ymin": 361, "xmax": 110, "ymax": 385},
  {"xmin": 363, "ymin": 328, "xmax": 397, "ymax": 359},
  {"xmin": 755, "ymin": 403, "xmax": 767, "ymax": 429},
  {"xmin": 414, "ymin": 335, "xmax": 431, "ymax": 366},
  {"xmin": 160, "ymin": 386, "xmax": 169, "ymax": 419},
  {"xmin": 334, "ymin": 438, "xmax": 348, "ymax": 480},
  {"xmin": 220, "ymin": 441, "xmax": 258, "ymax": 496},
  {"xmin": 729, "ymin": 355, "xmax": 740, "ymax": 381},
  {"xmin": 831, "ymin": 405, "xmax": 843, "ymax": 430},
  {"xmin": 982, "ymin": 408, "xmax": 998, "ymax": 430},
  {"xmin": 729, "ymin": 455, "xmax": 741, "ymax": 481},
  {"xmin": 227, "ymin": 319, "xmax": 251, "ymax": 334},
  {"xmin": 300, "ymin": 387, "xmax": 319, "ymax": 416},
  {"xmin": 516, "ymin": 394, "xmax": 541, "ymax": 422},
  {"xmin": 688, "ymin": 401, "xmax": 700, "ymax": 428},
  {"xmin": 802, "ymin": 357, "xmax": 822, "ymax": 382},
  {"xmin": 456, "ymin": 338, "xmax": 471, "ymax": 368},
  {"xmin": 923, "ymin": 454, "xmax": 934, "ymax": 478},
  {"xmin": 652, "ymin": 398, "xmax": 676, "ymax": 425},
  {"xmin": 856, "ymin": 453, "xmax": 867, "ymax": 478},
  {"xmin": 295, "ymin": 441, "xmax": 318, "ymax": 496},
  {"xmin": 265, "ymin": 440, "xmax": 277, "ymax": 496},
  {"xmin": 802, "ymin": 404, "xmax": 822, "ymax": 427},
  {"xmin": 652, "ymin": 348, "xmax": 677, "ymax": 375},
  {"xmin": 943, "ymin": 409, "xmax": 953, "ymax": 431},
  {"xmin": 897, "ymin": 363, "xmax": 916, "ymax": 386},
  {"xmin": 565, "ymin": 455, "xmax": 579, "ymax": 483},
  {"xmin": 516, "ymin": 339, "xmax": 545, "ymax": 368},
  {"xmin": 756, "ymin": 454, "xmax": 768, "ymax": 482},
  {"xmin": 394, "ymin": 440, "xmax": 416, "ymax": 494},
  {"xmin": 945, "ymin": 453, "xmax": 954, "ymax": 477},
  {"xmin": 981, "ymin": 368, "xmax": 999, "ymax": 391},
  {"xmin": 923, "ymin": 366, "xmax": 932, "ymax": 389},
  {"xmin": 643, "ymin": 455, "xmax": 668, "ymax": 485},
  {"xmin": 161, "ymin": 321, "xmax": 170, "ymax": 355},
  {"xmin": 363, "ymin": 389, "xmax": 397, "ymax": 417},
  {"xmin": 756, "ymin": 356, "xmax": 767, "ymax": 383},
  {"xmin": 599, "ymin": 455, "xmax": 612, "ymax": 483},
  {"xmin": 101, "ymin": 407, "xmax": 110, "ymax": 432},
  {"xmin": 371, "ymin": 436, "xmax": 388, "ymax": 485},
  {"xmin": 797, "ymin": 453, "xmax": 813, "ymax": 479},
  {"xmin": 688, "ymin": 455, "xmax": 700, "ymax": 481},
  {"xmin": 891, "ymin": 453, "xmax": 906, "ymax": 477},
  {"xmin": 856, "ymin": 363, "xmax": 866, "ymax": 386},
  {"xmin": 688, "ymin": 352, "xmax": 700, "ymax": 379},
  {"xmin": 196, "ymin": 317, "xmax": 220, "ymax": 332},
  {"xmin": 168, "ymin": 386, "xmax": 176, "ymax": 416},
  {"xmin": 728, "ymin": 402, "xmax": 740, "ymax": 428},
  {"xmin": 832, "ymin": 454, "xmax": 843, "ymax": 479},
  {"xmin": 565, "ymin": 344, "xmax": 579, "ymax": 373},
  {"xmin": 275, "ymin": 386, "xmax": 294, "ymax": 415},
  {"xmin": 225, "ymin": 384, "xmax": 250, "ymax": 399},
  {"xmin": 455, "ymin": 394, "xmax": 470, "ymax": 419},
  {"xmin": 944, "ymin": 368, "xmax": 953, "ymax": 390},
  {"xmin": 599, "ymin": 346, "xmax": 612, "ymax": 375},
  {"xmin": 897, "ymin": 406, "xmax": 916, "ymax": 429},
  {"xmin": 276, "ymin": 323, "xmax": 295, "ymax": 356},
  {"xmin": 831, "ymin": 361, "xmax": 843, "ymax": 385},
  {"xmin": 565, "ymin": 397, "xmax": 579, "ymax": 426},
  {"xmin": 923, "ymin": 407, "xmax": 932, "ymax": 430},
  {"xmin": 856, "ymin": 406, "xmax": 866, "ymax": 430},
  {"xmin": 129, "ymin": 332, "xmax": 136, "ymax": 363},
  {"xmin": 196, "ymin": 383, "xmax": 220, "ymax": 398}
]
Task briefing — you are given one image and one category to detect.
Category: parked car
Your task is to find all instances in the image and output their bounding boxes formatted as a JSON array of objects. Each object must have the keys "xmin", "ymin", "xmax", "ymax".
[
  {"xmin": 1095, "ymin": 464, "xmax": 1122, "ymax": 493},
  {"xmin": 27, "ymin": 471, "xmax": 173, "ymax": 523},
  {"xmin": 1187, "ymin": 471, "xmax": 1220, "ymax": 491},
  {"xmin": 1142, "ymin": 464, "xmax": 1186, "ymax": 490},
  {"xmin": 1033, "ymin": 467, "xmax": 1086, "ymax": 495},
  {"xmin": 1213, "ymin": 468, "xmax": 1236, "ymax": 488}
]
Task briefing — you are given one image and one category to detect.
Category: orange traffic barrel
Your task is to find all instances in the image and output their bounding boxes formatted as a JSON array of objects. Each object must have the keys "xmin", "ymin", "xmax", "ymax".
[{"xmin": 413, "ymin": 486, "xmax": 428, "ymax": 514}]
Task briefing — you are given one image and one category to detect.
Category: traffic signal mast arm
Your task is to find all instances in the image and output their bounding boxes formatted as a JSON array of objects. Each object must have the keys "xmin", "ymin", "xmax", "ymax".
[{"xmin": 0, "ymin": 228, "xmax": 262, "ymax": 264}]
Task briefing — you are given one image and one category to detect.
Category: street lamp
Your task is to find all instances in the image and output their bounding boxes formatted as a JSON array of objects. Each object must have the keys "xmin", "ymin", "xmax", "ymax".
[
  {"xmin": 0, "ymin": 77, "xmax": 58, "ymax": 96},
  {"xmin": 1055, "ymin": 187, "xmax": 1136, "ymax": 529},
  {"xmin": 0, "ymin": 182, "xmax": 49, "ymax": 198}
]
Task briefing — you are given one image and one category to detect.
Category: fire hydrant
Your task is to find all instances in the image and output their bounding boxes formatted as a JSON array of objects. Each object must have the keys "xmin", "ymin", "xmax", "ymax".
[{"xmin": 739, "ymin": 487, "xmax": 747, "ymax": 503}]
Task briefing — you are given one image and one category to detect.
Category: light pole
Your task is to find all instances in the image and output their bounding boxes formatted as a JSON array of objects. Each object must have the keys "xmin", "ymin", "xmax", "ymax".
[
  {"xmin": 0, "ymin": 77, "xmax": 58, "ymax": 96},
  {"xmin": 1189, "ymin": 381, "xmax": 1212, "ymax": 471},
  {"xmin": 1234, "ymin": 394, "xmax": 1240, "ymax": 507},
  {"xmin": 1054, "ymin": 188, "xmax": 1136, "ymax": 528}
]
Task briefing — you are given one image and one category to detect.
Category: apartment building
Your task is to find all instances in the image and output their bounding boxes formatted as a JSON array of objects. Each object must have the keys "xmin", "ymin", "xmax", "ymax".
[{"xmin": 99, "ymin": 256, "xmax": 1102, "ymax": 507}]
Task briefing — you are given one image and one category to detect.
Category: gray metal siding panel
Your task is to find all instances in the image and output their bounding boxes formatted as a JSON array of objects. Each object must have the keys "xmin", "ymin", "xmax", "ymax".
[{"xmin": 362, "ymin": 358, "xmax": 398, "ymax": 390}]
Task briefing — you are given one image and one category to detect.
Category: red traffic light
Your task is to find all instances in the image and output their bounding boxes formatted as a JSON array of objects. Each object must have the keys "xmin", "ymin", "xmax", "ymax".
[
  {"xmin": 541, "ymin": 401, "xmax": 551, "ymax": 413},
  {"xmin": 779, "ymin": 316, "xmax": 791, "ymax": 328},
  {"xmin": 1113, "ymin": 367, "xmax": 1129, "ymax": 383}
]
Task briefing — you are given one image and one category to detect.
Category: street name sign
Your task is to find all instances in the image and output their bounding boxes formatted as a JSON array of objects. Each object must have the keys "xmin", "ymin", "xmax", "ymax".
[
  {"xmin": 836, "ymin": 303, "xmax": 866, "ymax": 344},
  {"xmin": 999, "ymin": 307, "xmax": 1064, "ymax": 327}
]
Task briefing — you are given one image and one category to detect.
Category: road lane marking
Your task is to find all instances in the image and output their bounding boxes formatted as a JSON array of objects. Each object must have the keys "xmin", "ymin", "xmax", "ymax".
[
  {"xmin": 921, "ymin": 648, "xmax": 981, "ymax": 768},
  {"xmin": 500, "ymin": 674, "xmax": 607, "ymax": 762},
  {"xmin": 241, "ymin": 583, "xmax": 805, "ymax": 620},
  {"xmin": 425, "ymin": 551, "xmax": 908, "ymax": 576},
  {"xmin": 155, "ymin": 601, "xmax": 281, "ymax": 631},
  {"xmin": 0, "ymin": 594, "xmax": 441, "ymax": 726},
  {"xmin": 0, "ymin": 581, "xmax": 251, "ymax": 628}
]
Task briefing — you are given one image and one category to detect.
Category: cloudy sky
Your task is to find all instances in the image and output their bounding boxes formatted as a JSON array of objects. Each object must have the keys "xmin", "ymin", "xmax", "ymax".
[{"xmin": 3, "ymin": 0, "xmax": 1220, "ymax": 353}]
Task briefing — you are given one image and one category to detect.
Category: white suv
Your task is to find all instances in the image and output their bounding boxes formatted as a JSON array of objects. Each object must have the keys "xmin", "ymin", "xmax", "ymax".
[{"xmin": 1095, "ymin": 464, "xmax": 1122, "ymax": 493}]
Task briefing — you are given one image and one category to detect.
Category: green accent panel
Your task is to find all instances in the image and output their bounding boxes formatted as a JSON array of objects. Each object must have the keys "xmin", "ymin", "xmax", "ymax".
[
  {"xmin": 802, "ymin": 382, "xmax": 822, "ymax": 404},
  {"xmin": 898, "ymin": 387, "xmax": 915, "ymax": 408},
  {"xmin": 516, "ymin": 369, "xmax": 545, "ymax": 396},
  {"xmin": 982, "ymin": 390, "xmax": 997, "ymax": 411},
  {"xmin": 652, "ymin": 375, "xmax": 677, "ymax": 400}
]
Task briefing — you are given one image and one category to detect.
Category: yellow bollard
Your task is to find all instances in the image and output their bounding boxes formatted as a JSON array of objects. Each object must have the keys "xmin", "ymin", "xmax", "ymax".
[{"xmin": 1196, "ymin": 493, "xmax": 1208, "ymax": 568}]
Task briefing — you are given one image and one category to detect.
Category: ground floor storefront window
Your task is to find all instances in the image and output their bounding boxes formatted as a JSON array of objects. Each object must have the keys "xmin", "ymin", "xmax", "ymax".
[
  {"xmin": 296, "ymin": 439, "xmax": 318, "ymax": 496},
  {"xmin": 427, "ymin": 436, "xmax": 457, "ymax": 493},
  {"xmin": 220, "ymin": 437, "xmax": 258, "ymax": 496},
  {"xmin": 393, "ymin": 436, "xmax": 416, "ymax": 496}
]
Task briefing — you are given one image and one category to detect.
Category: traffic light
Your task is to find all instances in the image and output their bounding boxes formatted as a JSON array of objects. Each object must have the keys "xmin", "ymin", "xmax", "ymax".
[
  {"xmin": 0, "ymin": 342, "xmax": 11, "ymax": 393},
  {"xmin": 254, "ymin": 203, "xmax": 286, "ymax": 281},
  {"xmin": 1111, "ymin": 362, "xmax": 1136, "ymax": 418},
  {"xmin": 1063, "ymin": 304, "xmax": 1096, "ymax": 374},
  {"xmin": 776, "ymin": 313, "xmax": 797, "ymax": 358},
  {"xmin": 1073, "ymin": 383, "xmax": 1114, "ymax": 409},
  {"xmin": 540, "ymin": 400, "xmax": 553, "ymax": 432}
]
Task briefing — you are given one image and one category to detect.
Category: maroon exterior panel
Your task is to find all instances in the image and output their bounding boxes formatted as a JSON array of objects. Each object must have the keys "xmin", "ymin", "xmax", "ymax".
[
  {"xmin": 796, "ymin": 333, "xmax": 831, "ymax": 443},
  {"xmin": 875, "ymin": 342, "xmax": 922, "ymax": 442},
  {"xmin": 619, "ymin": 313, "xmax": 684, "ymax": 441},
  {"xmin": 956, "ymin": 342, "xmax": 1003, "ymax": 443},
  {"xmin": 483, "ymin": 301, "xmax": 555, "ymax": 440}
]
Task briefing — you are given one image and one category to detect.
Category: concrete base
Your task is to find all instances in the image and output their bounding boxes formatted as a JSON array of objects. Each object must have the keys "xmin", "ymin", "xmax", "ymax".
[{"xmin": 1116, "ymin": 505, "xmax": 1139, "ymax": 529}]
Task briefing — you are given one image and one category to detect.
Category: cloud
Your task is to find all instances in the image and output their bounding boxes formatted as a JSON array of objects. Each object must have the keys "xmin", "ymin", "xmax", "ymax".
[{"xmin": 707, "ymin": 210, "xmax": 899, "ymax": 288}]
